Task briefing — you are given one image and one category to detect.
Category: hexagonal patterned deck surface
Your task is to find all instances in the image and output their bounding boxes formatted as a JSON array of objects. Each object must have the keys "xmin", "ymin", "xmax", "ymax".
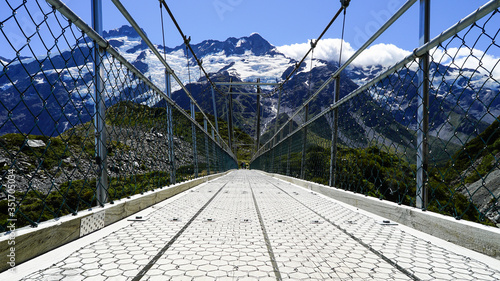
[{"xmin": 5, "ymin": 170, "xmax": 500, "ymax": 280}]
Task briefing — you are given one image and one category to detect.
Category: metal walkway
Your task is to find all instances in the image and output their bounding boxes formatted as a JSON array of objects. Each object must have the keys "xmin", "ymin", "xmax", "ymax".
[{"xmin": 4, "ymin": 170, "xmax": 500, "ymax": 280}]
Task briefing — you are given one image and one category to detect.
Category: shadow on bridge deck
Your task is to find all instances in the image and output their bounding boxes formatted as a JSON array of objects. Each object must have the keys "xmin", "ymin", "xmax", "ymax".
[{"xmin": 3, "ymin": 170, "xmax": 500, "ymax": 280}]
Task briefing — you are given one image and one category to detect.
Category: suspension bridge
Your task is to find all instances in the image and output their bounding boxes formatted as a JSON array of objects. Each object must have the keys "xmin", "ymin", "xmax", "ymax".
[{"xmin": 1, "ymin": 0, "xmax": 500, "ymax": 280}]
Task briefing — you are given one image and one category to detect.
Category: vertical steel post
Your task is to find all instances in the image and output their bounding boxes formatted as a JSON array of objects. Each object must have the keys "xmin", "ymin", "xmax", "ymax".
[
  {"xmin": 228, "ymin": 79, "xmax": 234, "ymax": 153},
  {"xmin": 92, "ymin": 0, "xmax": 108, "ymax": 205},
  {"xmin": 417, "ymin": 0, "xmax": 430, "ymax": 209},
  {"xmin": 165, "ymin": 71, "xmax": 176, "ymax": 184},
  {"xmin": 286, "ymin": 121, "xmax": 292, "ymax": 176},
  {"xmin": 274, "ymin": 85, "xmax": 282, "ymax": 140},
  {"xmin": 300, "ymin": 105, "xmax": 309, "ymax": 179},
  {"xmin": 204, "ymin": 118, "xmax": 210, "ymax": 175},
  {"xmin": 191, "ymin": 101, "xmax": 198, "ymax": 177},
  {"xmin": 329, "ymin": 77, "xmax": 340, "ymax": 187},
  {"xmin": 270, "ymin": 83, "xmax": 280, "ymax": 173},
  {"xmin": 212, "ymin": 128, "xmax": 218, "ymax": 173},
  {"xmin": 270, "ymin": 142, "xmax": 275, "ymax": 173},
  {"xmin": 278, "ymin": 126, "xmax": 284, "ymax": 174},
  {"xmin": 255, "ymin": 79, "xmax": 262, "ymax": 153},
  {"xmin": 211, "ymin": 86, "xmax": 219, "ymax": 135}
]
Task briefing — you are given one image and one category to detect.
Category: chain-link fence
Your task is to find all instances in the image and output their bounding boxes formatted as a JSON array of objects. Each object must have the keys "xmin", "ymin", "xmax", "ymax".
[
  {"xmin": 252, "ymin": 3, "xmax": 500, "ymax": 226},
  {"xmin": 0, "ymin": 0, "xmax": 236, "ymax": 232}
]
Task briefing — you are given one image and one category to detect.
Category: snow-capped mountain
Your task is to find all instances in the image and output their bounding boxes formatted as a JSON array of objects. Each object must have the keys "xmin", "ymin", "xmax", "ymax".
[{"xmin": 1, "ymin": 25, "xmax": 498, "ymax": 150}]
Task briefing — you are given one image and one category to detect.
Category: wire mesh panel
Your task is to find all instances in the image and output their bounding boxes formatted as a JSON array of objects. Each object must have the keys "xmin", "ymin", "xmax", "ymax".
[
  {"xmin": 0, "ymin": 0, "xmax": 235, "ymax": 233},
  {"xmin": 334, "ymin": 62, "xmax": 419, "ymax": 205},
  {"xmin": 0, "ymin": 0, "xmax": 100, "ymax": 230},
  {"xmin": 252, "ymin": 5, "xmax": 500, "ymax": 226},
  {"xmin": 425, "ymin": 9, "xmax": 500, "ymax": 223},
  {"xmin": 100, "ymin": 57, "xmax": 173, "ymax": 201},
  {"xmin": 303, "ymin": 115, "xmax": 333, "ymax": 185}
]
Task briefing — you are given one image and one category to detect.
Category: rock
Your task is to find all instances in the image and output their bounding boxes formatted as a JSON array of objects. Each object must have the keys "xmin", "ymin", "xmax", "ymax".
[
  {"xmin": 109, "ymin": 166, "xmax": 120, "ymax": 173},
  {"xmin": 27, "ymin": 139, "xmax": 45, "ymax": 148},
  {"xmin": 465, "ymin": 169, "xmax": 500, "ymax": 224}
]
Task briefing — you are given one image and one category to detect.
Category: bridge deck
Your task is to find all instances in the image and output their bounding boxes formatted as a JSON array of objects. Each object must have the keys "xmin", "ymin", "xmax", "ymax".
[{"xmin": 5, "ymin": 170, "xmax": 500, "ymax": 280}]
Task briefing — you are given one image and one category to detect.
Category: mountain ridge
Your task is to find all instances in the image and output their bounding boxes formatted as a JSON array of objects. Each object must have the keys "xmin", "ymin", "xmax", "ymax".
[{"xmin": 1, "ymin": 25, "xmax": 498, "ymax": 150}]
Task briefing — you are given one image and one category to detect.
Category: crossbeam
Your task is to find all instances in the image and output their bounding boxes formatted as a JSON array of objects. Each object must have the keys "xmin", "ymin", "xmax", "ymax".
[
  {"xmin": 225, "ymin": 92, "xmax": 267, "ymax": 96},
  {"xmin": 215, "ymin": 82, "xmax": 280, "ymax": 86}
]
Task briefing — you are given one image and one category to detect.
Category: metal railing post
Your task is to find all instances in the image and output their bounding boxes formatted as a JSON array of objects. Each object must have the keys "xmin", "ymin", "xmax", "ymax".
[
  {"xmin": 279, "ymin": 128, "xmax": 284, "ymax": 174},
  {"xmin": 255, "ymin": 79, "xmax": 262, "ymax": 153},
  {"xmin": 212, "ymin": 128, "xmax": 218, "ymax": 172},
  {"xmin": 329, "ymin": 77, "xmax": 340, "ymax": 187},
  {"xmin": 92, "ymin": 0, "xmax": 108, "ymax": 205},
  {"xmin": 165, "ymin": 71, "xmax": 176, "ymax": 184},
  {"xmin": 274, "ymin": 85, "xmax": 282, "ymax": 138},
  {"xmin": 417, "ymin": 0, "xmax": 430, "ymax": 209},
  {"xmin": 191, "ymin": 101, "xmax": 199, "ymax": 177},
  {"xmin": 300, "ymin": 105, "xmax": 309, "ymax": 179},
  {"xmin": 271, "ymin": 137, "xmax": 275, "ymax": 173},
  {"xmin": 211, "ymin": 86, "xmax": 219, "ymax": 134},
  {"xmin": 228, "ymin": 78, "xmax": 234, "ymax": 153},
  {"xmin": 204, "ymin": 118, "xmax": 210, "ymax": 175},
  {"xmin": 287, "ymin": 121, "xmax": 292, "ymax": 176}
]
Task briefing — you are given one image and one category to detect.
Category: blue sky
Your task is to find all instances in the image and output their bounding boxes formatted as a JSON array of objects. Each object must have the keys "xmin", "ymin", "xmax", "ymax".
[
  {"xmin": 0, "ymin": 1, "xmax": 495, "ymax": 61},
  {"xmin": 61, "ymin": 0, "xmax": 491, "ymax": 50}
]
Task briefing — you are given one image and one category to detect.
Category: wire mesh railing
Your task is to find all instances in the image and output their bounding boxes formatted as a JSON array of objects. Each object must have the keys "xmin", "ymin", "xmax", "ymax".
[
  {"xmin": 0, "ymin": 0, "xmax": 236, "ymax": 233},
  {"xmin": 251, "ymin": 1, "xmax": 500, "ymax": 226}
]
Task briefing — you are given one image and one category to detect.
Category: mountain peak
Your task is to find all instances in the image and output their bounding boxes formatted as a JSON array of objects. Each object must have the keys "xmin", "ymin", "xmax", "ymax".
[
  {"xmin": 187, "ymin": 33, "xmax": 275, "ymax": 57},
  {"xmin": 103, "ymin": 25, "xmax": 146, "ymax": 39}
]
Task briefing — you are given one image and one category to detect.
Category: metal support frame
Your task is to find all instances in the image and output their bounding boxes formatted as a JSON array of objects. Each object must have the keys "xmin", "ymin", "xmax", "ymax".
[
  {"xmin": 286, "ymin": 121, "xmax": 293, "ymax": 176},
  {"xmin": 271, "ymin": 84, "xmax": 281, "ymax": 173},
  {"xmin": 274, "ymin": 85, "xmax": 282, "ymax": 138},
  {"xmin": 300, "ymin": 105, "xmax": 309, "ymax": 179},
  {"xmin": 166, "ymin": 71, "xmax": 176, "ymax": 184},
  {"xmin": 417, "ymin": 0, "xmax": 430, "ymax": 209},
  {"xmin": 278, "ymin": 126, "xmax": 284, "ymax": 174},
  {"xmin": 191, "ymin": 101, "xmax": 199, "ymax": 177},
  {"xmin": 253, "ymin": 0, "xmax": 419, "ymax": 157},
  {"xmin": 227, "ymin": 79, "xmax": 234, "ymax": 153},
  {"xmin": 204, "ymin": 118, "xmax": 210, "ymax": 175},
  {"xmin": 270, "ymin": 143, "xmax": 275, "ymax": 173},
  {"xmin": 329, "ymin": 77, "xmax": 340, "ymax": 187},
  {"xmin": 255, "ymin": 79, "xmax": 262, "ymax": 153},
  {"xmin": 212, "ymin": 128, "xmax": 218, "ymax": 172},
  {"xmin": 214, "ymin": 82, "xmax": 280, "ymax": 86},
  {"xmin": 92, "ymin": 0, "xmax": 108, "ymax": 205},
  {"xmin": 211, "ymin": 86, "xmax": 219, "ymax": 135}
]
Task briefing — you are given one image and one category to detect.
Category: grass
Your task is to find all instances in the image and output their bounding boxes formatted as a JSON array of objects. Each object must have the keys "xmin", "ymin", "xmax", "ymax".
[
  {"xmin": 259, "ymin": 141, "xmax": 495, "ymax": 226},
  {"xmin": 0, "ymin": 101, "xmax": 239, "ymax": 232},
  {"xmin": 0, "ymin": 168, "xmax": 202, "ymax": 230}
]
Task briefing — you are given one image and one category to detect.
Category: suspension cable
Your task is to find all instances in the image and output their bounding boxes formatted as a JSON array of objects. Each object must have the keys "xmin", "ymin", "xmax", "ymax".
[
  {"xmin": 338, "ymin": 5, "xmax": 347, "ymax": 68},
  {"xmin": 186, "ymin": 45, "xmax": 192, "ymax": 85},
  {"xmin": 158, "ymin": 0, "xmax": 225, "ymax": 96},
  {"xmin": 308, "ymin": 46, "xmax": 315, "ymax": 98},
  {"xmin": 256, "ymin": 0, "xmax": 351, "ymax": 156},
  {"xmin": 264, "ymin": 3, "xmax": 347, "ymax": 98},
  {"xmin": 160, "ymin": 1, "xmax": 167, "ymax": 63}
]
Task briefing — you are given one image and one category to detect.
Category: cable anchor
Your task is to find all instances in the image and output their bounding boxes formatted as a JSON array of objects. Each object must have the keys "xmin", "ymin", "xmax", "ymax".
[
  {"xmin": 310, "ymin": 39, "xmax": 317, "ymax": 49},
  {"xmin": 340, "ymin": 0, "xmax": 350, "ymax": 8}
]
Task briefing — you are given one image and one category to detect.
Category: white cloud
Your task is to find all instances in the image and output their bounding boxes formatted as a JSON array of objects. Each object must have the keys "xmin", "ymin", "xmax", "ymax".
[
  {"xmin": 277, "ymin": 38, "xmax": 411, "ymax": 68},
  {"xmin": 431, "ymin": 47, "xmax": 500, "ymax": 80},
  {"xmin": 278, "ymin": 38, "xmax": 500, "ymax": 81},
  {"xmin": 277, "ymin": 38, "xmax": 354, "ymax": 64},
  {"xmin": 353, "ymin": 43, "xmax": 411, "ymax": 68}
]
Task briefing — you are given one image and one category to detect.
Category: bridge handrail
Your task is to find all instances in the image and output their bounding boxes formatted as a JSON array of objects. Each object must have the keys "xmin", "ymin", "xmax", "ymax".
[{"xmin": 254, "ymin": 0, "xmax": 500, "ymax": 159}]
